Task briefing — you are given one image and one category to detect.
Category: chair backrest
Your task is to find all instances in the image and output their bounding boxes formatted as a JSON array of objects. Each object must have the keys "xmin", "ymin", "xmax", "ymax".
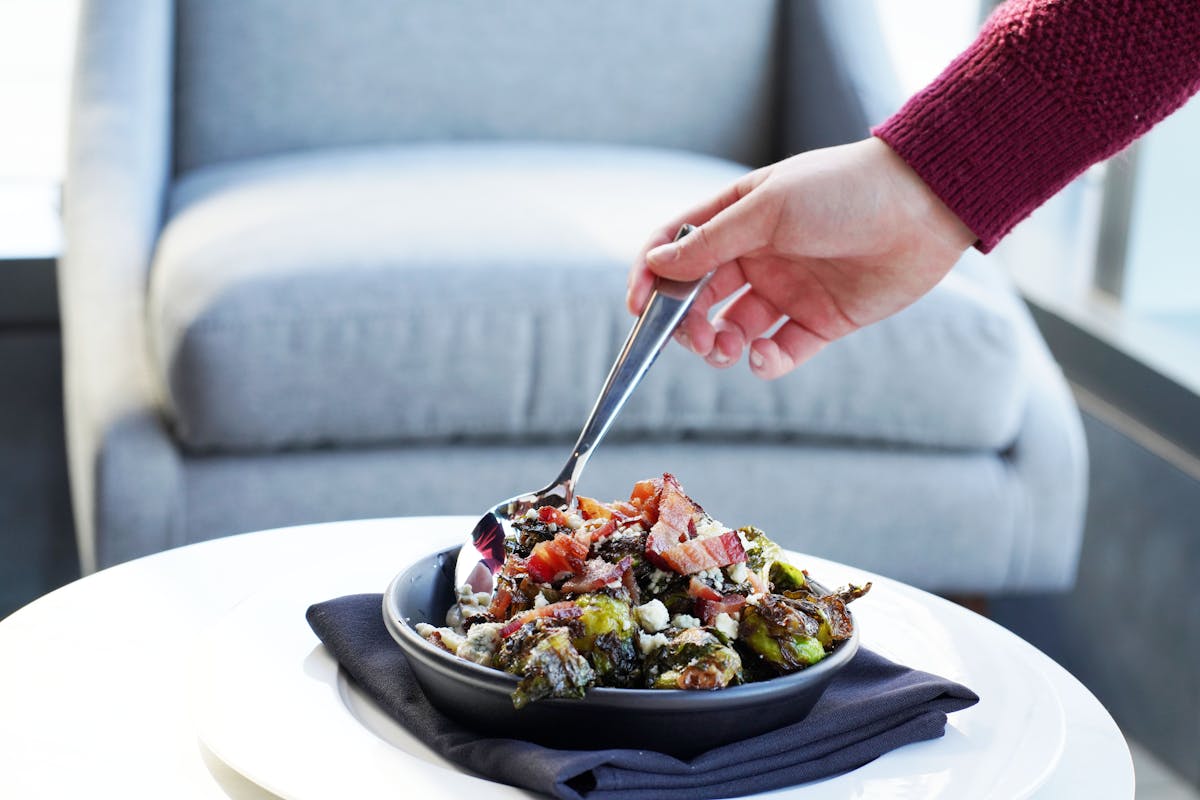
[{"xmin": 173, "ymin": 0, "xmax": 781, "ymax": 174}]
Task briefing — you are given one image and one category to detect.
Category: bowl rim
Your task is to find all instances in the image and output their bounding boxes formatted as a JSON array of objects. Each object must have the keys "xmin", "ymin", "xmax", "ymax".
[{"xmin": 382, "ymin": 545, "xmax": 860, "ymax": 710}]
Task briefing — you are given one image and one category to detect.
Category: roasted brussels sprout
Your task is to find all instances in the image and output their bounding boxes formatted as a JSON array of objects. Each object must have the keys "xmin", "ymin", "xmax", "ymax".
[
  {"xmin": 739, "ymin": 526, "xmax": 781, "ymax": 574},
  {"xmin": 573, "ymin": 594, "xmax": 634, "ymax": 638},
  {"xmin": 768, "ymin": 560, "xmax": 807, "ymax": 592},
  {"xmin": 738, "ymin": 526, "xmax": 807, "ymax": 591},
  {"xmin": 593, "ymin": 529, "xmax": 646, "ymax": 563},
  {"xmin": 738, "ymin": 593, "xmax": 829, "ymax": 671},
  {"xmin": 644, "ymin": 627, "xmax": 743, "ymax": 690},
  {"xmin": 572, "ymin": 594, "xmax": 640, "ymax": 687},
  {"xmin": 496, "ymin": 620, "xmax": 595, "ymax": 708},
  {"xmin": 786, "ymin": 585, "xmax": 870, "ymax": 645}
]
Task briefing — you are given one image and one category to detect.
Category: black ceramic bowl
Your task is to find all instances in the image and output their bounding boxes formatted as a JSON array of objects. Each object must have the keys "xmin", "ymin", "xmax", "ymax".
[{"xmin": 382, "ymin": 546, "xmax": 859, "ymax": 758}]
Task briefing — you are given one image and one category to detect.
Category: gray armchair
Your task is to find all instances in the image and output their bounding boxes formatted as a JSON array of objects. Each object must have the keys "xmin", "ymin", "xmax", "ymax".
[{"xmin": 62, "ymin": 0, "xmax": 1086, "ymax": 595}]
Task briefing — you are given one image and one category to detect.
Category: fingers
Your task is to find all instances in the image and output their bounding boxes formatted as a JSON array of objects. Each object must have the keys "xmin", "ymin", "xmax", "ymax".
[
  {"xmin": 672, "ymin": 260, "xmax": 748, "ymax": 359},
  {"xmin": 626, "ymin": 226, "xmax": 680, "ymax": 314},
  {"xmin": 644, "ymin": 196, "xmax": 772, "ymax": 282},
  {"xmin": 706, "ymin": 290, "xmax": 783, "ymax": 367},
  {"xmin": 748, "ymin": 320, "xmax": 830, "ymax": 380},
  {"xmin": 701, "ymin": 318, "xmax": 745, "ymax": 368},
  {"xmin": 631, "ymin": 255, "xmax": 750, "ymax": 359},
  {"xmin": 674, "ymin": 310, "xmax": 715, "ymax": 357},
  {"xmin": 626, "ymin": 178, "xmax": 751, "ymax": 308},
  {"xmin": 625, "ymin": 266, "xmax": 656, "ymax": 315},
  {"xmin": 626, "ymin": 168, "xmax": 774, "ymax": 364},
  {"xmin": 625, "ymin": 208, "xmax": 737, "ymax": 316},
  {"xmin": 640, "ymin": 194, "xmax": 773, "ymax": 365}
]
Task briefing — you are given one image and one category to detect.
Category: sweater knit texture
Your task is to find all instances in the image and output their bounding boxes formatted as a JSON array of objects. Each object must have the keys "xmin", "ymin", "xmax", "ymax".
[{"xmin": 874, "ymin": 0, "xmax": 1200, "ymax": 252}]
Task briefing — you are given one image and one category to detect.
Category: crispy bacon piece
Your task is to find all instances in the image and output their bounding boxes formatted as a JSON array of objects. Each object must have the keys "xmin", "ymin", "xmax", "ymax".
[
  {"xmin": 621, "ymin": 565, "xmax": 641, "ymax": 606},
  {"xmin": 538, "ymin": 506, "xmax": 569, "ymax": 526},
  {"xmin": 629, "ymin": 478, "xmax": 661, "ymax": 505},
  {"xmin": 630, "ymin": 477, "xmax": 663, "ymax": 525},
  {"xmin": 488, "ymin": 584, "xmax": 514, "ymax": 619},
  {"xmin": 501, "ymin": 556, "xmax": 528, "ymax": 577},
  {"xmin": 576, "ymin": 496, "xmax": 612, "ymax": 520},
  {"xmin": 561, "ymin": 555, "xmax": 633, "ymax": 594},
  {"xmin": 695, "ymin": 593, "xmax": 747, "ymax": 626},
  {"xmin": 656, "ymin": 530, "xmax": 747, "ymax": 575},
  {"xmin": 656, "ymin": 474, "xmax": 696, "ymax": 532},
  {"xmin": 607, "ymin": 501, "xmax": 642, "ymax": 525},
  {"xmin": 586, "ymin": 518, "xmax": 618, "ymax": 543},
  {"xmin": 526, "ymin": 533, "xmax": 589, "ymax": 583},
  {"xmin": 645, "ymin": 474, "xmax": 698, "ymax": 567},
  {"xmin": 645, "ymin": 525, "xmax": 680, "ymax": 569},
  {"xmin": 488, "ymin": 559, "xmax": 531, "ymax": 619},
  {"xmin": 687, "ymin": 576, "xmax": 723, "ymax": 602},
  {"xmin": 499, "ymin": 601, "xmax": 583, "ymax": 638},
  {"xmin": 424, "ymin": 630, "xmax": 455, "ymax": 653}
]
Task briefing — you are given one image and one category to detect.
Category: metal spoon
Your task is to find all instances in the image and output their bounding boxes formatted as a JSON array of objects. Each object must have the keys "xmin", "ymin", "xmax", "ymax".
[{"xmin": 455, "ymin": 224, "xmax": 706, "ymax": 594}]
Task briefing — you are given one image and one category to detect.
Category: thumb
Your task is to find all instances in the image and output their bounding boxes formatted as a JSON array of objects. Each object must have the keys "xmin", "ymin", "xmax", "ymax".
[{"xmin": 644, "ymin": 196, "xmax": 769, "ymax": 280}]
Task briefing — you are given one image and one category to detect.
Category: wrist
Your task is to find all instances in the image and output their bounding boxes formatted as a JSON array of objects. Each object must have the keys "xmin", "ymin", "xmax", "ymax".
[{"xmin": 868, "ymin": 136, "xmax": 977, "ymax": 253}]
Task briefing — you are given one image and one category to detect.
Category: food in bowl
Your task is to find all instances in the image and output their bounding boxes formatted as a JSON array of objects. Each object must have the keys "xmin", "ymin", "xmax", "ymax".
[{"xmin": 417, "ymin": 473, "xmax": 870, "ymax": 707}]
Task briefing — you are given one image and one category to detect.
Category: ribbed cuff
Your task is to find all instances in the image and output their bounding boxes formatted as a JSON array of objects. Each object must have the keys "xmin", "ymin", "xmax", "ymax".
[{"xmin": 873, "ymin": 36, "xmax": 1104, "ymax": 253}]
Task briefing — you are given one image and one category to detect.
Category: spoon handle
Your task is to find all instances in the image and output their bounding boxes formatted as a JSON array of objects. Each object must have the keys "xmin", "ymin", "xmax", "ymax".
[{"xmin": 553, "ymin": 224, "xmax": 707, "ymax": 495}]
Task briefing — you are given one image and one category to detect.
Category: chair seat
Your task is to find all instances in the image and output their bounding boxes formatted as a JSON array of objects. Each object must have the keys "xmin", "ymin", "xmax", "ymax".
[{"xmin": 149, "ymin": 142, "xmax": 1027, "ymax": 453}]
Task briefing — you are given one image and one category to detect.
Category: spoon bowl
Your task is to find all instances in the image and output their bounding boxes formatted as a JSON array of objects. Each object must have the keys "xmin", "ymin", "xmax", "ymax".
[
  {"xmin": 455, "ymin": 223, "xmax": 704, "ymax": 593},
  {"xmin": 456, "ymin": 486, "xmax": 571, "ymax": 594}
]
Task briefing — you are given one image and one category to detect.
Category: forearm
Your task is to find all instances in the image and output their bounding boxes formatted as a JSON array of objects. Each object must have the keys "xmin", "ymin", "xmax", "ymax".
[{"xmin": 874, "ymin": 0, "xmax": 1200, "ymax": 252}]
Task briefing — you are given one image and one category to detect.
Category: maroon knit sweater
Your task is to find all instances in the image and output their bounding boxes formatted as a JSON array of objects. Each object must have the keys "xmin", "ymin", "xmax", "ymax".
[{"xmin": 873, "ymin": 0, "xmax": 1200, "ymax": 252}]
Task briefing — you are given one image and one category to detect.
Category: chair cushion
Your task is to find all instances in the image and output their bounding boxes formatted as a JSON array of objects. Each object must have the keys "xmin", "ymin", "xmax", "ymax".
[
  {"xmin": 173, "ymin": 0, "xmax": 778, "ymax": 172},
  {"xmin": 149, "ymin": 142, "xmax": 1027, "ymax": 453}
]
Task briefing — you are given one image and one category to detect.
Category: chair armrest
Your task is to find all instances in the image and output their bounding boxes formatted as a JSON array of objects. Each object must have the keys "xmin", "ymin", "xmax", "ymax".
[
  {"xmin": 779, "ymin": 0, "xmax": 906, "ymax": 155},
  {"xmin": 61, "ymin": 0, "xmax": 181, "ymax": 572}
]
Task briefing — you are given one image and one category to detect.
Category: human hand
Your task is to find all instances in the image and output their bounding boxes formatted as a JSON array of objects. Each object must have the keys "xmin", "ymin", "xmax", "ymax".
[{"xmin": 626, "ymin": 137, "xmax": 976, "ymax": 380}]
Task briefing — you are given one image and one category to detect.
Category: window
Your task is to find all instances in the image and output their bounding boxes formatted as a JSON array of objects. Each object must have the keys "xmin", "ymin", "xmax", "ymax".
[
  {"xmin": 1110, "ymin": 96, "xmax": 1200, "ymax": 346},
  {"xmin": 876, "ymin": 0, "xmax": 1200, "ymax": 398},
  {"xmin": 0, "ymin": 0, "xmax": 79, "ymax": 258}
]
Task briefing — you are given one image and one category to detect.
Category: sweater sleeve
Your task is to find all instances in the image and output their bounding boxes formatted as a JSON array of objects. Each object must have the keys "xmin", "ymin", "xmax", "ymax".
[{"xmin": 873, "ymin": 0, "xmax": 1200, "ymax": 252}]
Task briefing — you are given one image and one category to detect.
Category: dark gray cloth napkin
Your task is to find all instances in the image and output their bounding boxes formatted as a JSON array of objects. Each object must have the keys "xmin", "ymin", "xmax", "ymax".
[{"xmin": 306, "ymin": 594, "xmax": 978, "ymax": 800}]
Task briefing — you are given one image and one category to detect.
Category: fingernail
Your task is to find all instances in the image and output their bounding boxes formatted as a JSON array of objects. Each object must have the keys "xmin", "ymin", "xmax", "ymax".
[
  {"xmin": 646, "ymin": 243, "xmax": 678, "ymax": 265},
  {"xmin": 749, "ymin": 350, "xmax": 765, "ymax": 370},
  {"xmin": 708, "ymin": 348, "xmax": 732, "ymax": 366},
  {"xmin": 713, "ymin": 318, "xmax": 743, "ymax": 341},
  {"xmin": 676, "ymin": 329, "xmax": 691, "ymax": 349}
]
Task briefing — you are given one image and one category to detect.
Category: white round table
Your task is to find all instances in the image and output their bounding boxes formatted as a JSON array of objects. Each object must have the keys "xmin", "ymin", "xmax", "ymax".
[{"xmin": 0, "ymin": 518, "xmax": 1134, "ymax": 799}]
